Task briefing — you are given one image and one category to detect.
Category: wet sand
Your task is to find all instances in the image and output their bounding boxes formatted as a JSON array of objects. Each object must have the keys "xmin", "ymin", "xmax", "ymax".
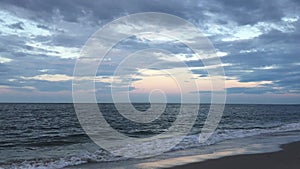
[{"xmin": 168, "ymin": 141, "xmax": 300, "ymax": 169}]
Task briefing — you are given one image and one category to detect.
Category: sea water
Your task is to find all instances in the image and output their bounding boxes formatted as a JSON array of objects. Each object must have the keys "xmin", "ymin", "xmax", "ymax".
[{"xmin": 0, "ymin": 103, "xmax": 300, "ymax": 169}]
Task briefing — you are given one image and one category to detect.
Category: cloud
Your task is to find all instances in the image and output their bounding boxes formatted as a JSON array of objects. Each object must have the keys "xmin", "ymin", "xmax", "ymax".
[
  {"xmin": 21, "ymin": 74, "xmax": 73, "ymax": 82},
  {"xmin": 8, "ymin": 21, "xmax": 24, "ymax": 30},
  {"xmin": 0, "ymin": 10, "xmax": 51, "ymax": 37},
  {"xmin": 24, "ymin": 42, "xmax": 81, "ymax": 59},
  {"xmin": 214, "ymin": 17, "xmax": 299, "ymax": 42},
  {"xmin": 0, "ymin": 56, "xmax": 12, "ymax": 63},
  {"xmin": 0, "ymin": 0, "xmax": 299, "ymax": 102}
]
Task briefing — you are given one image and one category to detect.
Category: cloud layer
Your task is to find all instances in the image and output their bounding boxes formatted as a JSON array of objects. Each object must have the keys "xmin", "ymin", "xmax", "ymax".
[{"xmin": 0, "ymin": 0, "xmax": 299, "ymax": 103}]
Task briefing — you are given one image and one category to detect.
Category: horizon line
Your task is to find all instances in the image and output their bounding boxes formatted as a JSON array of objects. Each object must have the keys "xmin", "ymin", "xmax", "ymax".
[{"xmin": 0, "ymin": 102, "xmax": 299, "ymax": 105}]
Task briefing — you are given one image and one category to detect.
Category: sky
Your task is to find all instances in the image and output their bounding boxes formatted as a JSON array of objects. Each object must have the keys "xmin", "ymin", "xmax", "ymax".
[{"xmin": 0, "ymin": 0, "xmax": 300, "ymax": 104}]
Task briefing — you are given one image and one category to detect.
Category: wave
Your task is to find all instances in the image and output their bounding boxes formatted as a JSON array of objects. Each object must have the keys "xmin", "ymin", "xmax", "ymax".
[
  {"xmin": 2, "ymin": 122, "xmax": 300, "ymax": 169},
  {"xmin": 176, "ymin": 122, "xmax": 300, "ymax": 150},
  {"xmin": 2, "ymin": 149, "xmax": 125, "ymax": 169}
]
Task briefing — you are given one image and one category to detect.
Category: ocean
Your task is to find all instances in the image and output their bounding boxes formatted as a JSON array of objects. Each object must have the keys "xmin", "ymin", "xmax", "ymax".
[{"xmin": 1, "ymin": 103, "xmax": 300, "ymax": 169}]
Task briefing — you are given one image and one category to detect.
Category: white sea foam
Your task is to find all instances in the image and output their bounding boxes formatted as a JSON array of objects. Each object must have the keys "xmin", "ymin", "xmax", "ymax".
[
  {"xmin": 4, "ymin": 122, "xmax": 300, "ymax": 169},
  {"xmin": 5, "ymin": 150, "xmax": 124, "ymax": 169}
]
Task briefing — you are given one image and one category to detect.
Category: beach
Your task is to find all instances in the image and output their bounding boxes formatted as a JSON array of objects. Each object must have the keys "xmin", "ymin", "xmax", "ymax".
[
  {"xmin": 169, "ymin": 141, "xmax": 300, "ymax": 169},
  {"xmin": 1, "ymin": 0, "xmax": 300, "ymax": 168}
]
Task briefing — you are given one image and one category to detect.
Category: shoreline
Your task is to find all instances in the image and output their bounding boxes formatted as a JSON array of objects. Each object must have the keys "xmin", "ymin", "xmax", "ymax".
[
  {"xmin": 166, "ymin": 141, "xmax": 300, "ymax": 169},
  {"xmin": 47, "ymin": 132, "xmax": 300, "ymax": 169}
]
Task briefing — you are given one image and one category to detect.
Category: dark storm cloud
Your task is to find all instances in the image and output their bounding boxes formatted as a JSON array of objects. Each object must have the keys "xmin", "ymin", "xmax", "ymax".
[
  {"xmin": 204, "ymin": 1, "xmax": 299, "ymax": 95},
  {"xmin": 216, "ymin": 0, "xmax": 285, "ymax": 25},
  {"xmin": 0, "ymin": 0, "xmax": 189, "ymax": 23},
  {"xmin": 1, "ymin": 0, "xmax": 298, "ymax": 28}
]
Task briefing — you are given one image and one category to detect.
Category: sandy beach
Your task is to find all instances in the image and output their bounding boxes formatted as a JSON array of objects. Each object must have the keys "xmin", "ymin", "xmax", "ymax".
[{"xmin": 168, "ymin": 141, "xmax": 300, "ymax": 169}]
